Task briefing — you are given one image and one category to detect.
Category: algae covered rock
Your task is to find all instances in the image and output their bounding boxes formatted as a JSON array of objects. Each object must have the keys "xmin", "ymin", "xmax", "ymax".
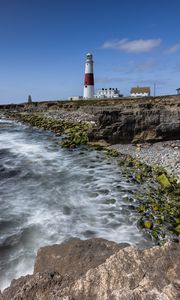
[
  {"xmin": 174, "ymin": 225, "xmax": 180, "ymax": 235},
  {"xmin": 157, "ymin": 173, "xmax": 171, "ymax": 189},
  {"xmin": 122, "ymin": 159, "xmax": 180, "ymax": 242},
  {"xmin": 6, "ymin": 112, "xmax": 94, "ymax": 149},
  {"xmin": 143, "ymin": 220, "xmax": 153, "ymax": 229}
]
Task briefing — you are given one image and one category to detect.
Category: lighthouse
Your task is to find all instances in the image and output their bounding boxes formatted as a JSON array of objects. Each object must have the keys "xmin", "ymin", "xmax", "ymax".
[{"xmin": 83, "ymin": 53, "xmax": 94, "ymax": 99}]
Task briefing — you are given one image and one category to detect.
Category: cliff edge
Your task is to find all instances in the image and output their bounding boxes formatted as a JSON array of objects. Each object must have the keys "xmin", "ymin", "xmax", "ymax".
[{"xmin": 1, "ymin": 94, "xmax": 180, "ymax": 144}]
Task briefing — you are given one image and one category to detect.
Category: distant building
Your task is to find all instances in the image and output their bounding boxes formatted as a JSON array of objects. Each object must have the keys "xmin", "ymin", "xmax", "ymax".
[
  {"xmin": 130, "ymin": 87, "xmax": 150, "ymax": 97},
  {"xmin": 176, "ymin": 88, "xmax": 180, "ymax": 95},
  {"xmin": 96, "ymin": 88, "xmax": 122, "ymax": 99},
  {"xmin": 68, "ymin": 96, "xmax": 83, "ymax": 101},
  {"xmin": 28, "ymin": 95, "xmax": 32, "ymax": 103}
]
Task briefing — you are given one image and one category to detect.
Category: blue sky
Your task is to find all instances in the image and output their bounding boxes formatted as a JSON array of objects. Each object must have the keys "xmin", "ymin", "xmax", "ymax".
[{"xmin": 0, "ymin": 0, "xmax": 180, "ymax": 104}]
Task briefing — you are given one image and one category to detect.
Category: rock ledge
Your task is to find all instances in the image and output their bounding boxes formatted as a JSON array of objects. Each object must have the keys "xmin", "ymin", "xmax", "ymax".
[{"xmin": 1, "ymin": 238, "xmax": 180, "ymax": 300}]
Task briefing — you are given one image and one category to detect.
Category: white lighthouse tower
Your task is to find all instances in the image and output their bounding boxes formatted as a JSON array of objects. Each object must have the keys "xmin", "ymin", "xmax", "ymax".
[{"xmin": 83, "ymin": 53, "xmax": 94, "ymax": 99}]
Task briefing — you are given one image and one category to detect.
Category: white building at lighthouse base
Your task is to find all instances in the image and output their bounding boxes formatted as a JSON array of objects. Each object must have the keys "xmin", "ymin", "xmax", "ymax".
[{"xmin": 95, "ymin": 88, "xmax": 122, "ymax": 99}]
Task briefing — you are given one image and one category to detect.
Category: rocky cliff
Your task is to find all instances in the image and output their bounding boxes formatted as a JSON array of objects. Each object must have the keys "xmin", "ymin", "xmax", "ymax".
[
  {"xmin": 1, "ymin": 94, "xmax": 180, "ymax": 144},
  {"xmin": 1, "ymin": 238, "xmax": 180, "ymax": 300},
  {"xmin": 88, "ymin": 95, "xmax": 180, "ymax": 143}
]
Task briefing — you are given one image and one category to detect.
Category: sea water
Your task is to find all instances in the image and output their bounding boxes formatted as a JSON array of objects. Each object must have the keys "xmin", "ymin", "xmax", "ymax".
[{"xmin": 0, "ymin": 117, "xmax": 153, "ymax": 290}]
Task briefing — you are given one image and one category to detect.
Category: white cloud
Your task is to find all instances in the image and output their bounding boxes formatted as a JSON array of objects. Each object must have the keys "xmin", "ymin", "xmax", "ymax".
[
  {"xmin": 102, "ymin": 38, "xmax": 161, "ymax": 53},
  {"xmin": 166, "ymin": 43, "xmax": 180, "ymax": 53}
]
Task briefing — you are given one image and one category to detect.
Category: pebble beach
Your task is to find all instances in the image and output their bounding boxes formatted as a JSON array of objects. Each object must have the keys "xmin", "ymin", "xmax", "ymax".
[{"xmin": 112, "ymin": 141, "xmax": 180, "ymax": 181}]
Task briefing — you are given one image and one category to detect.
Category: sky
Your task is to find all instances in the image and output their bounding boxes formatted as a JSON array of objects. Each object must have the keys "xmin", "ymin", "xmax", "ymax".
[{"xmin": 0, "ymin": 0, "xmax": 180, "ymax": 104}]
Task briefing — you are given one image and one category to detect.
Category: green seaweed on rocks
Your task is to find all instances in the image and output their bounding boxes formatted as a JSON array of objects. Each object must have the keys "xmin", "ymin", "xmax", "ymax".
[
  {"xmin": 87, "ymin": 141, "xmax": 119, "ymax": 157},
  {"xmin": 4, "ymin": 111, "xmax": 180, "ymax": 243},
  {"xmin": 156, "ymin": 173, "xmax": 171, "ymax": 189},
  {"xmin": 62, "ymin": 123, "xmax": 90, "ymax": 148},
  {"xmin": 143, "ymin": 220, "xmax": 153, "ymax": 229},
  {"xmin": 115, "ymin": 153, "xmax": 180, "ymax": 243},
  {"xmin": 173, "ymin": 225, "xmax": 180, "ymax": 235},
  {"xmin": 5, "ymin": 112, "xmax": 93, "ymax": 148},
  {"xmin": 94, "ymin": 148, "xmax": 180, "ymax": 242}
]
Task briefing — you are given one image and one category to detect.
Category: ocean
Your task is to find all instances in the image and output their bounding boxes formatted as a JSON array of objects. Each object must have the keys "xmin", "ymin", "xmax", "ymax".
[{"xmin": 0, "ymin": 117, "xmax": 153, "ymax": 290}]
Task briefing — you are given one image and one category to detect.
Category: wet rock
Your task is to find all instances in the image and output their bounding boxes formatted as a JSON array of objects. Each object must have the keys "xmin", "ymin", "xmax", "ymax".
[
  {"xmin": 157, "ymin": 173, "xmax": 171, "ymax": 189},
  {"xmin": 174, "ymin": 225, "xmax": 180, "ymax": 234},
  {"xmin": 143, "ymin": 220, "xmax": 153, "ymax": 229},
  {"xmin": 1, "ymin": 238, "xmax": 180, "ymax": 300}
]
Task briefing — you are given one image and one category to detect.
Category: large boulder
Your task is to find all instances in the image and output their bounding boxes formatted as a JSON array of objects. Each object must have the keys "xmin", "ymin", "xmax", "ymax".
[
  {"xmin": 1, "ymin": 238, "xmax": 180, "ymax": 300},
  {"xmin": 34, "ymin": 238, "xmax": 128, "ymax": 279}
]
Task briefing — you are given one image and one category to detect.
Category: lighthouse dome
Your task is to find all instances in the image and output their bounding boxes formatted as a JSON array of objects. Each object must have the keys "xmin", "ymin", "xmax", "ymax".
[{"xmin": 86, "ymin": 53, "xmax": 93, "ymax": 59}]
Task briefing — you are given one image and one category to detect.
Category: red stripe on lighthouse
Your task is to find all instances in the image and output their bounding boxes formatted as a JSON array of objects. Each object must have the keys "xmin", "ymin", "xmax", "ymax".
[{"xmin": 84, "ymin": 73, "xmax": 94, "ymax": 86}]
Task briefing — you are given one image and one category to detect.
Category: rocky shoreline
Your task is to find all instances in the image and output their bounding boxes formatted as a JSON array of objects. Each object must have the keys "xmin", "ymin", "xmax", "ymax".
[
  {"xmin": 1, "ymin": 107, "xmax": 180, "ymax": 241},
  {"xmin": 1, "ymin": 96, "xmax": 180, "ymax": 182},
  {"xmin": 0, "ymin": 95, "xmax": 180, "ymax": 299},
  {"xmin": 36, "ymin": 107, "xmax": 180, "ymax": 182}
]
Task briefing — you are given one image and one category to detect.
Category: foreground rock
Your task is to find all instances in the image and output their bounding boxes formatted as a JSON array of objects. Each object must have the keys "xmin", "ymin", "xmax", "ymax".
[
  {"xmin": 34, "ymin": 238, "xmax": 128, "ymax": 278},
  {"xmin": 1, "ymin": 238, "xmax": 180, "ymax": 300}
]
